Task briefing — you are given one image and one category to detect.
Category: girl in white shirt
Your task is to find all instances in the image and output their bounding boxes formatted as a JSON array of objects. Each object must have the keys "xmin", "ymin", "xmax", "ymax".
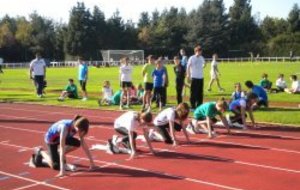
[
  {"xmin": 119, "ymin": 57, "xmax": 133, "ymax": 109},
  {"xmin": 99, "ymin": 80, "xmax": 114, "ymax": 105},
  {"xmin": 150, "ymin": 102, "xmax": 190, "ymax": 146},
  {"xmin": 285, "ymin": 75, "xmax": 300, "ymax": 94},
  {"xmin": 275, "ymin": 74, "xmax": 287, "ymax": 92},
  {"xmin": 108, "ymin": 111, "xmax": 154, "ymax": 160},
  {"xmin": 207, "ymin": 53, "xmax": 224, "ymax": 92}
]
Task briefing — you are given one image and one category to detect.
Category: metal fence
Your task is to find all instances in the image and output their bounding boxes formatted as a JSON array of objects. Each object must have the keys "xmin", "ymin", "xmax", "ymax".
[{"xmin": 2, "ymin": 56, "xmax": 299, "ymax": 69}]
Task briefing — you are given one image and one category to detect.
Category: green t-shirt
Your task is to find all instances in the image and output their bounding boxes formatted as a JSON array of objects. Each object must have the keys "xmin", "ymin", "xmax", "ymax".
[
  {"xmin": 259, "ymin": 79, "xmax": 272, "ymax": 89},
  {"xmin": 142, "ymin": 63, "xmax": 155, "ymax": 83},
  {"xmin": 111, "ymin": 90, "xmax": 122, "ymax": 105},
  {"xmin": 193, "ymin": 102, "xmax": 221, "ymax": 120},
  {"xmin": 137, "ymin": 89, "xmax": 144, "ymax": 98},
  {"xmin": 65, "ymin": 84, "xmax": 78, "ymax": 98}
]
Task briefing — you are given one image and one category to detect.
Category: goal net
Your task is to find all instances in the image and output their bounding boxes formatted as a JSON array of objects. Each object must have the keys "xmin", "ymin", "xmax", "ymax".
[{"xmin": 100, "ymin": 50, "xmax": 144, "ymax": 66}]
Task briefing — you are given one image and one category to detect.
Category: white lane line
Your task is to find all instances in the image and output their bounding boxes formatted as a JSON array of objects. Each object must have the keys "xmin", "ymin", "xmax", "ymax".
[
  {"xmin": 1, "ymin": 131, "xmax": 300, "ymax": 175},
  {"xmin": 0, "ymin": 141, "xmax": 245, "ymax": 190},
  {"xmin": 0, "ymin": 171, "xmax": 69, "ymax": 190},
  {"xmin": 2, "ymin": 106, "xmax": 299, "ymax": 140}
]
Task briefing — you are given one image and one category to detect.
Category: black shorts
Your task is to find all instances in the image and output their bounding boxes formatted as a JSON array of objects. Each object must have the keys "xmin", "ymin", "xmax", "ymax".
[
  {"xmin": 67, "ymin": 92, "xmax": 76, "ymax": 98},
  {"xmin": 155, "ymin": 122, "xmax": 182, "ymax": 144},
  {"xmin": 121, "ymin": 81, "xmax": 132, "ymax": 88},
  {"xmin": 47, "ymin": 137, "xmax": 80, "ymax": 170},
  {"xmin": 144, "ymin": 82, "xmax": 154, "ymax": 91},
  {"xmin": 257, "ymin": 99, "xmax": 268, "ymax": 107},
  {"xmin": 79, "ymin": 80, "xmax": 87, "ymax": 91}
]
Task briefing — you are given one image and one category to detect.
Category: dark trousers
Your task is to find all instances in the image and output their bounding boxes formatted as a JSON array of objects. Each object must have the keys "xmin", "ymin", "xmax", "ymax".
[
  {"xmin": 34, "ymin": 75, "xmax": 45, "ymax": 95},
  {"xmin": 190, "ymin": 78, "xmax": 204, "ymax": 109},
  {"xmin": 115, "ymin": 127, "xmax": 137, "ymax": 149},
  {"xmin": 155, "ymin": 122, "xmax": 182, "ymax": 144},
  {"xmin": 162, "ymin": 86, "xmax": 167, "ymax": 106},
  {"xmin": 152, "ymin": 87, "xmax": 164, "ymax": 107},
  {"xmin": 0, "ymin": 65, "xmax": 3, "ymax": 73},
  {"xmin": 176, "ymin": 78, "xmax": 184, "ymax": 104}
]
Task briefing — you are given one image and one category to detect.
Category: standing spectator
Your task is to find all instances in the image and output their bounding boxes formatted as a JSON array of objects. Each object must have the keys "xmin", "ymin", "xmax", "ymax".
[
  {"xmin": 173, "ymin": 56, "xmax": 185, "ymax": 104},
  {"xmin": 207, "ymin": 53, "xmax": 224, "ymax": 92},
  {"xmin": 186, "ymin": 45, "xmax": 206, "ymax": 109},
  {"xmin": 161, "ymin": 58, "xmax": 169, "ymax": 107},
  {"xmin": 290, "ymin": 50, "xmax": 294, "ymax": 62},
  {"xmin": 0, "ymin": 57, "xmax": 4, "ymax": 73},
  {"xmin": 29, "ymin": 52, "xmax": 46, "ymax": 98},
  {"xmin": 142, "ymin": 55, "xmax": 156, "ymax": 110},
  {"xmin": 78, "ymin": 56, "xmax": 88, "ymax": 101},
  {"xmin": 152, "ymin": 58, "xmax": 166, "ymax": 110},
  {"xmin": 119, "ymin": 57, "xmax": 133, "ymax": 109},
  {"xmin": 180, "ymin": 48, "xmax": 188, "ymax": 71},
  {"xmin": 285, "ymin": 75, "xmax": 300, "ymax": 94},
  {"xmin": 245, "ymin": 80, "xmax": 268, "ymax": 109}
]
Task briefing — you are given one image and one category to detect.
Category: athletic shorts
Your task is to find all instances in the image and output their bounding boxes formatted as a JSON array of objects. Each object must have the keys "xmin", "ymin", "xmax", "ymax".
[
  {"xmin": 67, "ymin": 92, "xmax": 76, "ymax": 99},
  {"xmin": 46, "ymin": 137, "xmax": 80, "ymax": 170},
  {"xmin": 79, "ymin": 80, "xmax": 87, "ymax": 91},
  {"xmin": 121, "ymin": 81, "xmax": 132, "ymax": 88},
  {"xmin": 144, "ymin": 82, "xmax": 154, "ymax": 91}
]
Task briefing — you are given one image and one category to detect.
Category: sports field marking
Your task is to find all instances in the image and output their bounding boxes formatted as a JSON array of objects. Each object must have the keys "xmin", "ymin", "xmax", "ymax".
[
  {"xmin": 1, "ymin": 126, "xmax": 300, "ymax": 174},
  {"xmin": 0, "ymin": 171, "xmax": 70, "ymax": 190},
  {"xmin": 0, "ymin": 141, "xmax": 245, "ymax": 190}
]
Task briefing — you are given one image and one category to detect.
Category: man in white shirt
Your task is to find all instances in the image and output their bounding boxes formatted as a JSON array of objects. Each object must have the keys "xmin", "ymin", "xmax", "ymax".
[
  {"xmin": 29, "ymin": 52, "xmax": 46, "ymax": 97},
  {"xmin": 186, "ymin": 45, "xmax": 206, "ymax": 109}
]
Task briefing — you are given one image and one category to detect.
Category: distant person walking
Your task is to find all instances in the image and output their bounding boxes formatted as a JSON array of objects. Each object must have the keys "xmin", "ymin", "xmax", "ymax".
[
  {"xmin": 186, "ymin": 45, "xmax": 206, "ymax": 109},
  {"xmin": 180, "ymin": 48, "xmax": 188, "ymax": 71},
  {"xmin": 29, "ymin": 52, "xmax": 46, "ymax": 98},
  {"xmin": 0, "ymin": 57, "xmax": 4, "ymax": 73},
  {"xmin": 78, "ymin": 56, "xmax": 88, "ymax": 101}
]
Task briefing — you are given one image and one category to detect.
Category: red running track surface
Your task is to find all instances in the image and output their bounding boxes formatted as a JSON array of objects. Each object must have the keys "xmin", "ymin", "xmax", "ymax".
[{"xmin": 0, "ymin": 103, "xmax": 300, "ymax": 190}]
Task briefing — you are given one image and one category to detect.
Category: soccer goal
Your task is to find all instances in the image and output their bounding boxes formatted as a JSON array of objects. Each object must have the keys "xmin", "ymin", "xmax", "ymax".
[{"xmin": 100, "ymin": 50, "xmax": 144, "ymax": 66}]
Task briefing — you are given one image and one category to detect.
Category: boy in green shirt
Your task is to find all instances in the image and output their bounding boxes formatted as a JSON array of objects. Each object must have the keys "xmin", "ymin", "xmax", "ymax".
[
  {"xmin": 186, "ymin": 98, "xmax": 230, "ymax": 138},
  {"xmin": 58, "ymin": 79, "xmax": 78, "ymax": 101},
  {"xmin": 142, "ymin": 55, "xmax": 156, "ymax": 110}
]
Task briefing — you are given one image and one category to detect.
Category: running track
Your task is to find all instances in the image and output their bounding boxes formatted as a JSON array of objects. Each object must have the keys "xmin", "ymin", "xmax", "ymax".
[{"xmin": 0, "ymin": 103, "xmax": 299, "ymax": 190}]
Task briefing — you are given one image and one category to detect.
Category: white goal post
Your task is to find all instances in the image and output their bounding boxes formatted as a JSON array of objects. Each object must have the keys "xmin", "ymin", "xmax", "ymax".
[{"xmin": 100, "ymin": 50, "xmax": 144, "ymax": 66}]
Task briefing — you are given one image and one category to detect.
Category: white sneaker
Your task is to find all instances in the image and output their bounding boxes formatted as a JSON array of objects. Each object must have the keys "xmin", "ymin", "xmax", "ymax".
[
  {"xmin": 136, "ymin": 135, "xmax": 146, "ymax": 142},
  {"xmin": 232, "ymin": 122, "xmax": 246, "ymax": 129},
  {"xmin": 82, "ymin": 97, "xmax": 88, "ymax": 101},
  {"xmin": 148, "ymin": 129, "xmax": 163, "ymax": 141},
  {"xmin": 65, "ymin": 163, "xmax": 77, "ymax": 172},
  {"xmin": 186, "ymin": 123, "xmax": 196, "ymax": 134}
]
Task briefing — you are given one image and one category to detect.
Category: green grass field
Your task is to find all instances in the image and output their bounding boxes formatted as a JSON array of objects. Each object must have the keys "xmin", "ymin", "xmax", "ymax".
[{"xmin": 0, "ymin": 61, "xmax": 299, "ymax": 125}]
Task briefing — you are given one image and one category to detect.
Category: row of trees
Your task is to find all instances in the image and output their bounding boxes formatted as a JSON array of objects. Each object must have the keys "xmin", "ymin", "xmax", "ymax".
[{"xmin": 0, "ymin": 0, "xmax": 299, "ymax": 62}]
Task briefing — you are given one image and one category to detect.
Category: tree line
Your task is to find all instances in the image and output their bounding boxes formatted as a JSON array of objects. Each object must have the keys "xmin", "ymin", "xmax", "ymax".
[{"xmin": 0, "ymin": 0, "xmax": 299, "ymax": 62}]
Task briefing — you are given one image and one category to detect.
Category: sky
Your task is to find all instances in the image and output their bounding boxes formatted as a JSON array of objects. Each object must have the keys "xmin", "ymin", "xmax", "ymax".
[{"xmin": 0, "ymin": 0, "xmax": 298, "ymax": 23}]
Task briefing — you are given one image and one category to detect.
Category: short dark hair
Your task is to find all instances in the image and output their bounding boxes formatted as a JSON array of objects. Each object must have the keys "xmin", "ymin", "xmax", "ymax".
[
  {"xmin": 140, "ymin": 112, "xmax": 152, "ymax": 123},
  {"xmin": 245, "ymin": 80, "xmax": 254, "ymax": 88},
  {"xmin": 73, "ymin": 115, "xmax": 89, "ymax": 136},
  {"xmin": 290, "ymin": 75, "xmax": 297, "ymax": 81},
  {"xmin": 68, "ymin": 79, "xmax": 74, "ymax": 83},
  {"xmin": 246, "ymin": 92, "xmax": 258, "ymax": 101}
]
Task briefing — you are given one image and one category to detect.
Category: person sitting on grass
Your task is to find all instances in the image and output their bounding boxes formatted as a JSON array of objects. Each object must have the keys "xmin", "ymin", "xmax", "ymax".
[
  {"xmin": 98, "ymin": 89, "xmax": 123, "ymax": 106},
  {"xmin": 270, "ymin": 74, "xmax": 287, "ymax": 93},
  {"xmin": 245, "ymin": 80, "xmax": 268, "ymax": 109},
  {"xmin": 92, "ymin": 111, "xmax": 155, "ymax": 160},
  {"xmin": 231, "ymin": 82, "xmax": 246, "ymax": 102},
  {"xmin": 186, "ymin": 98, "xmax": 230, "ymax": 138},
  {"xmin": 285, "ymin": 75, "xmax": 300, "ymax": 94},
  {"xmin": 137, "ymin": 84, "xmax": 144, "ymax": 104},
  {"xmin": 58, "ymin": 79, "xmax": 78, "ymax": 101},
  {"xmin": 99, "ymin": 80, "xmax": 113, "ymax": 105},
  {"xmin": 227, "ymin": 92, "xmax": 258, "ymax": 130},
  {"xmin": 148, "ymin": 102, "xmax": 191, "ymax": 146},
  {"xmin": 29, "ymin": 115, "xmax": 96, "ymax": 177},
  {"xmin": 259, "ymin": 73, "xmax": 272, "ymax": 91}
]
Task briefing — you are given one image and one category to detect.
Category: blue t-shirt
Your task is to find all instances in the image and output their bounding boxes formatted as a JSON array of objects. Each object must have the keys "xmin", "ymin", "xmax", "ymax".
[
  {"xmin": 181, "ymin": 56, "xmax": 188, "ymax": 70},
  {"xmin": 152, "ymin": 68, "xmax": 166, "ymax": 87},
  {"xmin": 44, "ymin": 120, "xmax": 76, "ymax": 144},
  {"xmin": 78, "ymin": 63, "xmax": 88, "ymax": 81},
  {"xmin": 252, "ymin": 85, "xmax": 268, "ymax": 102}
]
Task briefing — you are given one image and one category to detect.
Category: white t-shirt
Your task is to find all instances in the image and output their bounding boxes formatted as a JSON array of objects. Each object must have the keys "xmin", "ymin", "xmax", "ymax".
[
  {"xmin": 292, "ymin": 80, "xmax": 300, "ymax": 92},
  {"xmin": 114, "ymin": 111, "xmax": 139, "ymax": 131},
  {"xmin": 102, "ymin": 87, "xmax": 113, "ymax": 99},
  {"xmin": 119, "ymin": 65, "xmax": 133, "ymax": 82},
  {"xmin": 210, "ymin": 60, "xmax": 218, "ymax": 78},
  {"xmin": 187, "ymin": 55, "xmax": 205, "ymax": 79},
  {"xmin": 153, "ymin": 107, "xmax": 176, "ymax": 126},
  {"xmin": 30, "ymin": 58, "xmax": 46, "ymax": 76},
  {"xmin": 276, "ymin": 78, "xmax": 287, "ymax": 89}
]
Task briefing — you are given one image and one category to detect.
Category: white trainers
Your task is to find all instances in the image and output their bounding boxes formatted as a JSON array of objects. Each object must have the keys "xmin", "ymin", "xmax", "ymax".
[
  {"xmin": 65, "ymin": 163, "xmax": 77, "ymax": 172},
  {"xmin": 148, "ymin": 129, "xmax": 163, "ymax": 141},
  {"xmin": 136, "ymin": 135, "xmax": 146, "ymax": 142},
  {"xmin": 82, "ymin": 97, "xmax": 88, "ymax": 101},
  {"xmin": 232, "ymin": 122, "xmax": 247, "ymax": 129},
  {"xmin": 226, "ymin": 114, "xmax": 233, "ymax": 127},
  {"xmin": 186, "ymin": 123, "xmax": 196, "ymax": 134}
]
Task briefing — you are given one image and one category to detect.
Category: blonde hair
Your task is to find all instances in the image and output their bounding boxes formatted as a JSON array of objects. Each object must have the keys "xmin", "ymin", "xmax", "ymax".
[
  {"xmin": 175, "ymin": 102, "xmax": 190, "ymax": 120},
  {"xmin": 216, "ymin": 98, "xmax": 228, "ymax": 110}
]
